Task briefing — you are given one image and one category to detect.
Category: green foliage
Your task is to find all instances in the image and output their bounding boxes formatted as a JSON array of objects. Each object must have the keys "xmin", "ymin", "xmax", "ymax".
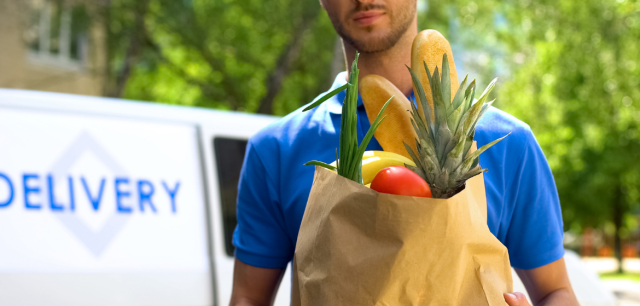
[
  {"xmin": 273, "ymin": 14, "xmax": 339, "ymax": 116},
  {"xmin": 105, "ymin": 0, "xmax": 336, "ymax": 115},
  {"xmin": 102, "ymin": 0, "xmax": 640, "ymax": 239},
  {"xmin": 418, "ymin": 0, "xmax": 640, "ymax": 239},
  {"xmin": 498, "ymin": 0, "xmax": 640, "ymax": 234}
]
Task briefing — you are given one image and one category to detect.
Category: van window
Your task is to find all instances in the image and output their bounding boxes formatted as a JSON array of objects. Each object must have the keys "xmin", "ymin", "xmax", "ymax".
[{"xmin": 213, "ymin": 137, "xmax": 248, "ymax": 257}]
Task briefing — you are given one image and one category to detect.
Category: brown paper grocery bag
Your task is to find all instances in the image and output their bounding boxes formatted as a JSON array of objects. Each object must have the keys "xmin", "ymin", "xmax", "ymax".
[{"xmin": 292, "ymin": 166, "xmax": 512, "ymax": 306}]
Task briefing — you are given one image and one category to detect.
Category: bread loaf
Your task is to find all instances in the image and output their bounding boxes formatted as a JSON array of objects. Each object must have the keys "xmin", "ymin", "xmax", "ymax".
[{"xmin": 361, "ymin": 75, "xmax": 417, "ymax": 159}]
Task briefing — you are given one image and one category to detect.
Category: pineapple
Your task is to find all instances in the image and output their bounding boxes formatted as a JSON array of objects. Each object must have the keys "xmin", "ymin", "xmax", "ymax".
[{"xmin": 404, "ymin": 54, "xmax": 508, "ymax": 198}]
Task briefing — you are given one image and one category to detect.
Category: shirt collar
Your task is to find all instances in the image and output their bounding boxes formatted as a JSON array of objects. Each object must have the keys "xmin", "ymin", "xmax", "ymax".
[{"xmin": 325, "ymin": 71, "xmax": 415, "ymax": 114}]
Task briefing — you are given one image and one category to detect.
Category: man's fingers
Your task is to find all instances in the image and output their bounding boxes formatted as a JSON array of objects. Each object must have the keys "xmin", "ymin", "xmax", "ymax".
[
  {"xmin": 504, "ymin": 292, "xmax": 531, "ymax": 306},
  {"xmin": 504, "ymin": 293, "xmax": 519, "ymax": 305}
]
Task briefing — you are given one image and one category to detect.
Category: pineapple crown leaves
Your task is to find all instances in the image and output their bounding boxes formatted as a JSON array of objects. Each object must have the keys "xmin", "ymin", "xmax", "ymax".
[
  {"xmin": 303, "ymin": 52, "xmax": 393, "ymax": 184},
  {"xmin": 405, "ymin": 53, "xmax": 510, "ymax": 198}
]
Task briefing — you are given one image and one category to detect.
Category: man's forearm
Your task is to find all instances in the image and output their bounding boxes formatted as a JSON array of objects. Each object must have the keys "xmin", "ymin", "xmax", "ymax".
[
  {"xmin": 229, "ymin": 297, "xmax": 270, "ymax": 306},
  {"xmin": 505, "ymin": 288, "xmax": 579, "ymax": 306},
  {"xmin": 511, "ymin": 259, "xmax": 578, "ymax": 306},
  {"xmin": 230, "ymin": 259, "xmax": 284, "ymax": 306},
  {"xmin": 537, "ymin": 288, "xmax": 579, "ymax": 306}
]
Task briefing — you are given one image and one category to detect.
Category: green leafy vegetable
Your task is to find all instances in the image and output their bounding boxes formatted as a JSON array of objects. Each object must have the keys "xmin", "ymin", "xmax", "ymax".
[{"xmin": 304, "ymin": 53, "xmax": 392, "ymax": 184}]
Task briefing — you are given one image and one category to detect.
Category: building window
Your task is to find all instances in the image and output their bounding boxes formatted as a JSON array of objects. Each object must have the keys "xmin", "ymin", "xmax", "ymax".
[
  {"xmin": 24, "ymin": 0, "xmax": 90, "ymax": 69},
  {"xmin": 213, "ymin": 137, "xmax": 248, "ymax": 257}
]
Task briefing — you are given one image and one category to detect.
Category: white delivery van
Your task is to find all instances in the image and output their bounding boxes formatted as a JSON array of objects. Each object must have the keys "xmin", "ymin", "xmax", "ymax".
[
  {"xmin": 0, "ymin": 88, "xmax": 291, "ymax": 306},
  {"xmin": 0, "ymin": 89, "xmax": 615, "ymax": 306}
]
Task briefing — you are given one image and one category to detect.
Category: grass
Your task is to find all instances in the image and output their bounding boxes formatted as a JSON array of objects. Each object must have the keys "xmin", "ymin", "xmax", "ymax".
[{"xmin": 600, "ymin": 272, "xmax": 640, "ymax": 282}]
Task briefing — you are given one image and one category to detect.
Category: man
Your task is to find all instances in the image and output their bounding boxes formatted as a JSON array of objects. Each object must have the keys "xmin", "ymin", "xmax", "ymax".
[{"xmin": 230, "ymin": 0, "xmax": 579, "ymax": 305}]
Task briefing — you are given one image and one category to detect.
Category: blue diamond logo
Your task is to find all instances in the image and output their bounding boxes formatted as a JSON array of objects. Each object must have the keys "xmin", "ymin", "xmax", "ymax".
[{"xmin": 49, "ymin": 132, "xmax": 130, "ymax": 257}]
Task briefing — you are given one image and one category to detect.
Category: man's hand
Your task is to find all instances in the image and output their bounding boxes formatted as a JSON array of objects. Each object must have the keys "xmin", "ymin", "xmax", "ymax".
[
  {"xmin": 229, "ymin": 259, "xmax": 285, "ymax": 306},
  {"xmin": 505, "ymin": 258, "xmax": 579, "ymax": 306},
  {"xmin": 504, "ymin": 292, "xmax": 532, "ymax": 306}
]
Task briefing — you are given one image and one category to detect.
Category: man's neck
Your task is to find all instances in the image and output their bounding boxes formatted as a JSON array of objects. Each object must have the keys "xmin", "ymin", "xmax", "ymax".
[{"xmin": 343, "ymin": 18, "xmax": 418, "ymax": 97}]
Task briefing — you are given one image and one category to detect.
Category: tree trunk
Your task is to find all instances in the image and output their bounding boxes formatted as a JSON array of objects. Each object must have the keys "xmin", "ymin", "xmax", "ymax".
[
  {"xmin": 613, "ymin": 183, "xmax": 624, "ymax": 274},
  {"xmin": 256, "ymin": 14, "xmax": 318, "ymax": 114},
  {"xmin": 108, "ymin": 0, "xmax": 150, "ymax": 98},
  {"xmin": 101, "ymin": 0, "xmax": 112, "ymax": 97}
]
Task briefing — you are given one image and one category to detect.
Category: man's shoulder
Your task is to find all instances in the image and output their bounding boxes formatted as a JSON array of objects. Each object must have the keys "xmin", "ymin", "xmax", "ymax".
[
  {"xmin": 474, "ymin": 106, "xmax": 542, "ymax": 170},
  {"xmin": 250, "ymin": 72, "xmax": 347, "ymax": 150},
  {"xmin": 249, "ymin": 100, "xmax": 331, "ymax": 152},
  {"xmin": 476, "ymin": 106, "xmax": 535, "ymax": 148}
]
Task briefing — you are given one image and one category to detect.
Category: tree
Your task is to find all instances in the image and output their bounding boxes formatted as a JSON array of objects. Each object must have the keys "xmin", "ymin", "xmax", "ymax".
[
  {"xmin": 419, "ymin": 0, "xmax": 640, "ymax": 272},
  {"xmin": 497, "ymin": 0, "xmax": 640, "ymax": 273},
  {"xmin": 102, "ymin": 0, "xmax": 640, "ymax": 271},
  {"xmin": 100, "ymin": 0, "xmax": 151, "ymax": 98},
  {"xmin": 101, "ymin": 0, "xmax": 338, "ymax": 116}
]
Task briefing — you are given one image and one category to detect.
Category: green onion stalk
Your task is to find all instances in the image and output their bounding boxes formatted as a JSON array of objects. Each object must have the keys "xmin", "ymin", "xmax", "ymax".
[{"xmin": 303, "ymin": 53, "xmax": 393, "ymax": 184}]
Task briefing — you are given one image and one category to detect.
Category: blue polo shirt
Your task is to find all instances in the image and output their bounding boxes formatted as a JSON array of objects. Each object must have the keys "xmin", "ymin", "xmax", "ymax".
[{"xmin": 233, "ymin": 72, "xmax": 564, "ymax": 270}]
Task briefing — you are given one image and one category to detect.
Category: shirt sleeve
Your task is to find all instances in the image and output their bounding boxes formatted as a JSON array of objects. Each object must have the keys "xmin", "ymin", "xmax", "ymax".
[
  {"xmin": 504, "ymin": 128, "xmax": 565, "ymax": 270},
  {"xmin": 232, "ymin": 137, "xmax": 293, "ymax": 269}
]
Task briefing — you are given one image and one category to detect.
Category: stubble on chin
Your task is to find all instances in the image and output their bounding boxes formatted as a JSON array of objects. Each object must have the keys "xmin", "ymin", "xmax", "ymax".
[{"xmin": 332, "ymin": 4, "xmax": 415, "ymax": 54}]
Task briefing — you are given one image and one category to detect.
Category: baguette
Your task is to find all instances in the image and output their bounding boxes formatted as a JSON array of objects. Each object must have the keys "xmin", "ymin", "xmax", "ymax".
[
  {"xmin": 361, "ymin": 75, "xmax": 417, "ymax": 159},
  {"xmin": 411, "ymin": 30, "xmax": 459, "ymax": 122}
]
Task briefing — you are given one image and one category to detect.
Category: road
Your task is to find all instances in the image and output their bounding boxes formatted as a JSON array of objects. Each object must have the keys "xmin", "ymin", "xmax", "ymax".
[{"xmin": 583, "ymin": 257, "xmax": 640, "ymax": 306}]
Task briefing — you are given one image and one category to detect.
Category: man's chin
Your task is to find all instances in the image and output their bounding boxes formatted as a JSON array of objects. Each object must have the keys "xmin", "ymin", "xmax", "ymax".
[{"xmin": 346, "ymin": 32, "xmax": 399, "ymax": 53}]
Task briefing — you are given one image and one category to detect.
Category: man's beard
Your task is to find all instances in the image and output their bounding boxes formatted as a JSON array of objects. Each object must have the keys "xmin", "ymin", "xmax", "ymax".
[{"xmin": 332, "ymin": 2, "xmax": 415, "ymax": 53}]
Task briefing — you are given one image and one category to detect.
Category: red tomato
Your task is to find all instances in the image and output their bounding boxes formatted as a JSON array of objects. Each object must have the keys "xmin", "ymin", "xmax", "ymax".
[{"xmin": 370, "ymin": 166, "xmax": 432, "ymax": 198}]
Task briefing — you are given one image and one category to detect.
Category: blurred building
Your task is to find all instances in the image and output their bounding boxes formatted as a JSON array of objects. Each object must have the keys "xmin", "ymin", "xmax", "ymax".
[{"xmin": 0, "ymin": 0, "xmax": 105, "ymax": 96}]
